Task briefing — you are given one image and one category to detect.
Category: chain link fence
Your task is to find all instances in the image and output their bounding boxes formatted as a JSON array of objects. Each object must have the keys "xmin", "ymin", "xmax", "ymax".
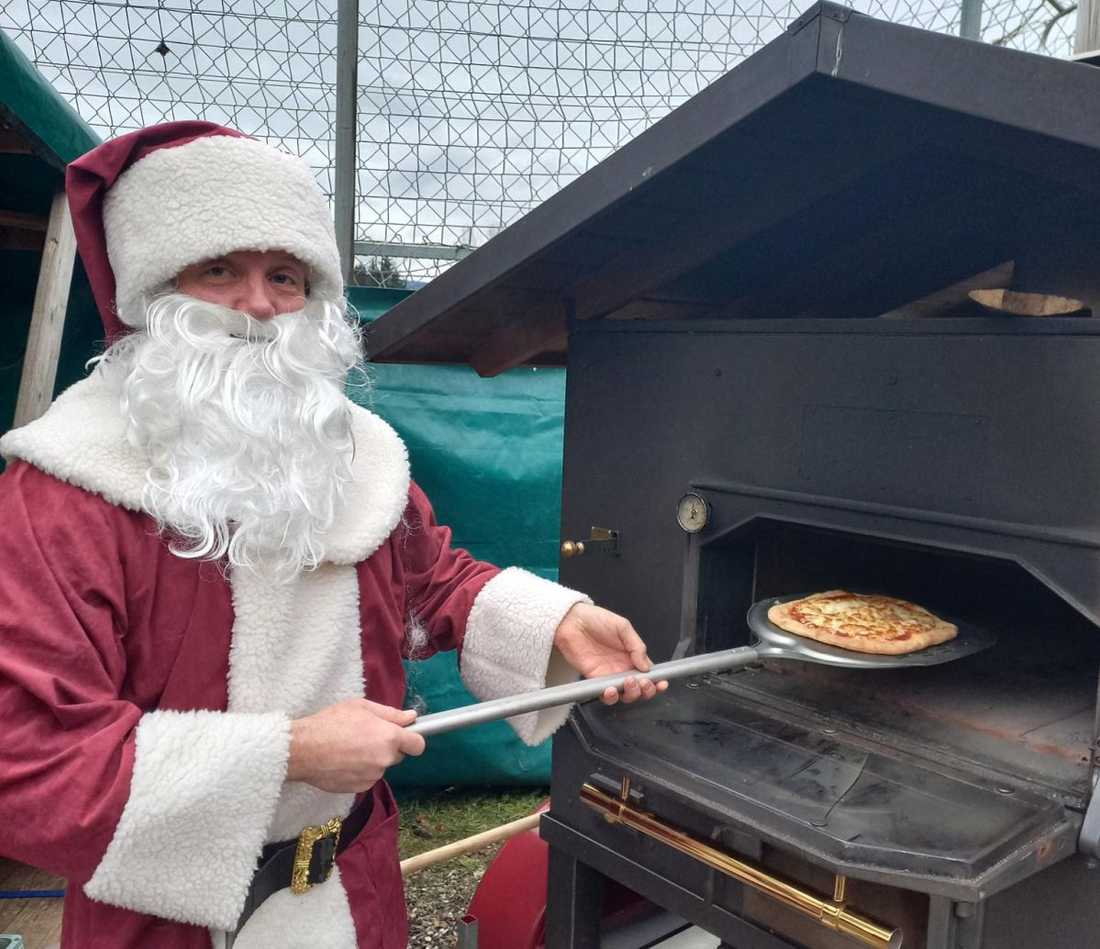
[{"xmin": 0, "ymin": 0, "xmax": 1082, "ymax": 285}]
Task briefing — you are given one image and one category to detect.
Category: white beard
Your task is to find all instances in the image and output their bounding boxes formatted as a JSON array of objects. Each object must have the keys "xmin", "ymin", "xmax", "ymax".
[{"xmin": 95, "ymin": 292, "xmax": 364, "ymax": 583}]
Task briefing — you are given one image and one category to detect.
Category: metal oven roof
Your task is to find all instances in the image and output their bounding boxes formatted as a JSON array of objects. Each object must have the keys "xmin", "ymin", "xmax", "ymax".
[{"xmin": 366, "ymin": 2, "xmax": 1100, "ymax": 375}]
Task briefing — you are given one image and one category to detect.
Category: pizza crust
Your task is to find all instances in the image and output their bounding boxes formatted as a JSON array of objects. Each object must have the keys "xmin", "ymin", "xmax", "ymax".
[{"xmin": 766, "ymin": 590, "xmax": 958, "ymax": 655}]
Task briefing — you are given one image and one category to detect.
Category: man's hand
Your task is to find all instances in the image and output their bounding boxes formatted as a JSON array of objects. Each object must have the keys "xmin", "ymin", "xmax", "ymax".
[
  {"xmin": 286, "ymin": 698, "xmax": 426, "ymax": 793},
  {"xmin": 554, "ymin": 603, "xmax": 670, "ymax": 705}
]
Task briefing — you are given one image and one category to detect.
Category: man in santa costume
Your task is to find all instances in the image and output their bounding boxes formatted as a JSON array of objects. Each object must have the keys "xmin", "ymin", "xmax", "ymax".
[{"xmin": 0, "ymin": 122, "xmax": 664, "ymax": 949}]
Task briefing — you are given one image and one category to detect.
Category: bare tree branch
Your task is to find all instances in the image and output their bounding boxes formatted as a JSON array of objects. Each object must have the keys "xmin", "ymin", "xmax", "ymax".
[{"xmin": 991, "ymin": 0, "xmax": 1077, "ymax": 48}]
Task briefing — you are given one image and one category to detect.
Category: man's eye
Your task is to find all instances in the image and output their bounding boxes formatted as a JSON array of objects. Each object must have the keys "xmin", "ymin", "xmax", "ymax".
[
  {"xmin": 205, "ymin": 265, "xmax": 229, "ymax": 279},
  {"xmin": 271, "ymin": 272, "xmax": 301, "ymax": 287}
]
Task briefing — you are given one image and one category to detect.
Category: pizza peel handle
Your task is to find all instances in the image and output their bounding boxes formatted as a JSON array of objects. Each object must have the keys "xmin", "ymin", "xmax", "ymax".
[
  {"xmin": 408, "ymin": 646, "xmax": 763, "ymax": 738},
  {"xmin": 408, "ymin": 599, "xmax": 997, "ymax": 738}
]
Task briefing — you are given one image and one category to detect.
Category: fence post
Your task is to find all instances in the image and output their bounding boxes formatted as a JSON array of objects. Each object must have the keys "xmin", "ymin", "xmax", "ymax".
[
  {"xmin": 1077, "ymin": 0, "xmax": 1100, "ymax": 53},
  {"xmin": 959, "ymin": 0, "xmax": 983, "ymax": 40},
  {"xmin": 334, "ymin": 0, "xmax": 359, "ymax": 284}
]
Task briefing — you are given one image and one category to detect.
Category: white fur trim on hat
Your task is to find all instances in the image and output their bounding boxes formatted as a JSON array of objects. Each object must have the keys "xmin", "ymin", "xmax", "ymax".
[{"xmin": 103, "ymin": 135, "xmax": 343, "ymax": 327}]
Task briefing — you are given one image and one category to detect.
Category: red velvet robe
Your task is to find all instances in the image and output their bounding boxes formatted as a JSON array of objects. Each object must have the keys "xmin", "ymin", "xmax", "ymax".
[{"xmin": 0, "ymin": 375, "xmax": 584, "ymax": 949}]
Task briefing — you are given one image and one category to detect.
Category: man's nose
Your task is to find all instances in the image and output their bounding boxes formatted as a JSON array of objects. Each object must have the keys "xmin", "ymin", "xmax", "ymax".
[{"xmin": 236, "ymin": 272, "xmax": 278, "ymax": 320}]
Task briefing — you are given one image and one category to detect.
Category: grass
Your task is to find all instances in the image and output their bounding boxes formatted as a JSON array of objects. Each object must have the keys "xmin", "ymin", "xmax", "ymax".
[
  {"xmin": 397, "ymin": 785, "xmax": 548, "ymax": 858},
  {"xmin": 397, "ymin": 786, "xmax": 549, "ymax": 948}
]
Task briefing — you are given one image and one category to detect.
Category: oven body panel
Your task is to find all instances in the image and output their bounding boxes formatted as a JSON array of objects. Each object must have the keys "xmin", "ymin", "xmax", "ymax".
[
  {"xmin": 559, "ymin": 320, "xmax": 1100, "ymax": 646},
  {"xmin": 980, "ymin": 856, "xmax": 1100, "ymax": 947},
  {"xmin": 550, "ymin": 320, "xmax": 1100, "ymax": 947}
]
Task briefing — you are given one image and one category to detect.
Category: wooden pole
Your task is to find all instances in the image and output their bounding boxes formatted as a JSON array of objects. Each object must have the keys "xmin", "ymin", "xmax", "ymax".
[
  {"xmin": 13, "ymin": 187, "xmax": 77, "ymax": 428},
  {"xmin": 1076, "ymin": 0, "xmax": 1100, "ymax": 55},
  {"xmin": 399, "ymin": 812, "xmax": 541, "ymax": 877}
]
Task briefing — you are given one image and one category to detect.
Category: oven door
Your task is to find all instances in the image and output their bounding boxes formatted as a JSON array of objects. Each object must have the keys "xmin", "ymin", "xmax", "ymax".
[{"xmin": 545, "ymin": 690, "xmax": 1083, "ymax": 949}]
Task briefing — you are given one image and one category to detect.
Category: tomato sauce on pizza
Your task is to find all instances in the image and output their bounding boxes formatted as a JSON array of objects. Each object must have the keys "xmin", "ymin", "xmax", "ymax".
[{"xmin": 767, "ymin": 590, "xmax": 957, "ymax": 655}]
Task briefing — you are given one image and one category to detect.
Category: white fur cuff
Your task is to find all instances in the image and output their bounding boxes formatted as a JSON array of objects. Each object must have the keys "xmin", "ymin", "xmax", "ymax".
[
  {"xmin": 461, "ymin": 567, "xmax": 591, "ymax": 745},
  {"xmin": 84, "ymin": 709, "xmax": 291, "ymax": 929}
]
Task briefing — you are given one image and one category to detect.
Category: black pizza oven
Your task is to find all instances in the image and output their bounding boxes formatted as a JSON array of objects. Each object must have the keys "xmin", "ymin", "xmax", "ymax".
[
  {"xmin": 367, "ymin": 5, "xmax": 1100, "ymax": 946},
  {"xmin": 542, "ymin": 318, "xmax": 1100, "ymax": 948}
]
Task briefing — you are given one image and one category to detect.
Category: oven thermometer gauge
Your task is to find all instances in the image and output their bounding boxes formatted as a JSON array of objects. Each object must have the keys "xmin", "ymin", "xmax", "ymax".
[{"xmin": 676, "ymin": 493, "xmax": 709, "ymax": 533}]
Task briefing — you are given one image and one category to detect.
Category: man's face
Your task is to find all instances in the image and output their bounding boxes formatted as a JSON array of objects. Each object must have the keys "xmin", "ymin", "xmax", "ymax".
[{"xmin": 176, "ymin": 249, "xmax": 308, "ymax": 319}]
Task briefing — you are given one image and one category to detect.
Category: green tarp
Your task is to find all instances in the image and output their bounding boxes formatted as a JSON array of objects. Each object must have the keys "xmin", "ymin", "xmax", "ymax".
[
  {"xmin": 0, "ymin": 28, "xmax": 102, "ymax": 436},
  {"xmin": 0, "ymin": 29, "xmax": 98, "ymax": 166},
  {"xmin": 348, "ymin": 289, "xmax": 567, "ymax": 786}
]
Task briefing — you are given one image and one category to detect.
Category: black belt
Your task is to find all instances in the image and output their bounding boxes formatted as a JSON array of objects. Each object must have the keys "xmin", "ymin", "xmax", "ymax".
[{"xmin": 234, "ymin": 793, "xmax": 374, "ymax": 934}]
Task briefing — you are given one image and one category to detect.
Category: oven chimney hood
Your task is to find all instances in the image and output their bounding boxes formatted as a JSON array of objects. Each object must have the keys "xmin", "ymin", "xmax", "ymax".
[{"xmin": 367, "ymin": 2, "xmax": 1100, "ymax": 376}]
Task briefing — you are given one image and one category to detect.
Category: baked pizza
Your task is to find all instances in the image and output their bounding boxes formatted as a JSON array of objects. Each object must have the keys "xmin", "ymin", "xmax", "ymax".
[{"xmin": 766, "ymin": 590, "xmax": 957, "ymax": 655}]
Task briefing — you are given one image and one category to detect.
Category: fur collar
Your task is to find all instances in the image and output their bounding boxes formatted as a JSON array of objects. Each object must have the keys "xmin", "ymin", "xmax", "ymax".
[{"xmin": 0, "ymin": 372, "xmax": 410, "ymax": 565}]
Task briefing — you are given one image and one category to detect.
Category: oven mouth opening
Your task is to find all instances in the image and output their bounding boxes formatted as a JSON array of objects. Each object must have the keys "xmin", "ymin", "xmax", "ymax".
[
  {"xmin": 690, "ymin": 518, "xmax": 1098, "ymax": 798},
  {"xmin": 562, "ymin": 515, "xmax": 1100, "ymax": 893}
]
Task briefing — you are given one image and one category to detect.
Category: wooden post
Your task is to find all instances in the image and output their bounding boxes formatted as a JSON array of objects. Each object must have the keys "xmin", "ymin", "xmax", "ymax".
[
  {"xmin": 1076, "ymin": 0, "xmax": 1100, "ymax": 55},
  {"xmin": 398, "ymin": 812, "xmax": 541, "ymax": 876},
  {"xmin": 13, "ymin": 187, "xmax": 77, "ymax": 428}
]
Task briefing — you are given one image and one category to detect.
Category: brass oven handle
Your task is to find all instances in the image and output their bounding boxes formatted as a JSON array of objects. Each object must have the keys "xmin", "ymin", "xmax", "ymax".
[{"xmin": 580, "ymin": 783, "xmax": 902, "ymax": 949}]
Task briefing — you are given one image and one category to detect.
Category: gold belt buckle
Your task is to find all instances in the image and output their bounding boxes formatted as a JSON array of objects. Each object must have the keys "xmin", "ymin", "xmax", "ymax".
[{"xmin": 291, "ymin": 816, "xmax": 343, "ymax": 895}]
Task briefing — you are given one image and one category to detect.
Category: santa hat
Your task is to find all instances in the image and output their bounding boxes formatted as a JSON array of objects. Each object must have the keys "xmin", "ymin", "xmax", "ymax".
[{"xmin": 66, "ymin": 121, "xmax": 344, "ymax": 340}]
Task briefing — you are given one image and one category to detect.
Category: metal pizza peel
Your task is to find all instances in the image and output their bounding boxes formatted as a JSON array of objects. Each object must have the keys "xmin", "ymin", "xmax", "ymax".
[{"xmin": 408, "ymin": 592, "xmax": 996, "ymax": 738}]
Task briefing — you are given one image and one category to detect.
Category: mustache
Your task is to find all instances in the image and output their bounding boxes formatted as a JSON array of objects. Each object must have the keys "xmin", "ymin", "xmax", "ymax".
[
  {"xmin": 147, "ymin": 295, "xmax": 287, "ymax": 343},
  {"xmin": 139, "ymin": 292, "xmax": 365, "ymax": 395}
]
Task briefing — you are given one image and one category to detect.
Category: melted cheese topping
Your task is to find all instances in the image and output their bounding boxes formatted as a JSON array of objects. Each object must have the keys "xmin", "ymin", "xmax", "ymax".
[{"xmin": 788, "ymin": 592, "xmax": 941, "ymax": 640}]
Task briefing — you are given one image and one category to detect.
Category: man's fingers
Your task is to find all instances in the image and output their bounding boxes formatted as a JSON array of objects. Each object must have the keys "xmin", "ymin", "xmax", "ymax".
[
  {"xmin": 400, "ymin": 729, "xmax": 426, "ymax": 757},
  {"xmin": 364, "ymin": 700, "xmax": 418, "ymax": 724},
  {"xmin": 595, "ymin": 674, "xmax": 669, "ymax": 707},
  {"xmin": 617, "ymin": 622, "xmax": 653, "ymax": 672}
]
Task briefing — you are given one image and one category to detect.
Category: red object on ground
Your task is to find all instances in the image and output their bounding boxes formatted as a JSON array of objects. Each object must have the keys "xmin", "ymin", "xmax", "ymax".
[
  {"xmin": 465, "ymin": 801, "xmax": 552, "ymax": 949},
  {"xmin": 466, "ymin": 800, "xmax": 652, "ymax": 949}
]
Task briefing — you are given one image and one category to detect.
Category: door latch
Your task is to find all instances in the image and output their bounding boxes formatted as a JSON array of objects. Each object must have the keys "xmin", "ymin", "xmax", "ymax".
[{"xmin": 561, "ymin": 526, "xmax": 620, "ymax": 558}]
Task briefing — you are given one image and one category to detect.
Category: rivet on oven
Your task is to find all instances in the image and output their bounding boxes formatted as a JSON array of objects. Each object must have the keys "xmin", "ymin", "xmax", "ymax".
[
  {"xmin": 996, "ymin": 786, "xmax": 1015, "ymax": 795},
  {"xmin": 686, "ymin": 680, "xmax": 699, "ymax": 689},
  {"xmin": 822, "ymin": 727, "xmax": 837, "ymax": 735}
]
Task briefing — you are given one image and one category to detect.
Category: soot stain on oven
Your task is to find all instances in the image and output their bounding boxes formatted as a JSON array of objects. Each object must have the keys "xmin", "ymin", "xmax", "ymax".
[{"xmin": 649, "ymin": 713, "xmax": 874, "ymax": 825}]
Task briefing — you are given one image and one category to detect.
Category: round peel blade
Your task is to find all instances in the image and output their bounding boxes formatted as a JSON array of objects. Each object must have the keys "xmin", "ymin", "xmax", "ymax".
[{"xmin": 746, "ymin": 593, "xmax": 998, "ymax": 669}]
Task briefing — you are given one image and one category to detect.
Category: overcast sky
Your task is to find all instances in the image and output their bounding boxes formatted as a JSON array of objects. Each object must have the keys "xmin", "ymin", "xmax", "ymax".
[{"xmin": 0, "ymin": 0, "xmax": 1076, "ymax": 277}]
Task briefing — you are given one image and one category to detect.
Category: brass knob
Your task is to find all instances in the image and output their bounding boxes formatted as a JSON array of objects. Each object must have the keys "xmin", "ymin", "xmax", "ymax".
[{"xmin": 560, "ymin": 540, "xmax": 586, "ymax": 558}]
